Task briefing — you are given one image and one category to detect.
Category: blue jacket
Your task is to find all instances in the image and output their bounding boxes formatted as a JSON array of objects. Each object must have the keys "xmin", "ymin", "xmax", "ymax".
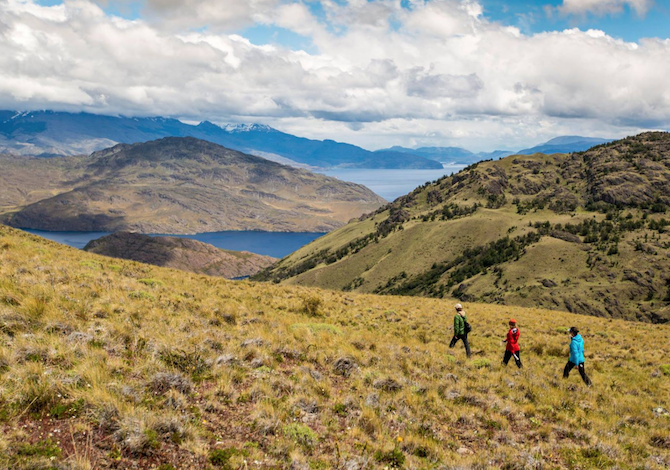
[{"xmin": 569, "ymin": 334, "xmax": 585, "ymax": 364}]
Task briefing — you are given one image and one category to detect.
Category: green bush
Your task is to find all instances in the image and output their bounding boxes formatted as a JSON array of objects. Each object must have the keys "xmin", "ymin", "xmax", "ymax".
[
  {"xmin": 209, "ymin": 448, "xmax": 241, "ymax": 469},
  {"xmin": 374, "ymin": 447, "xmax": 405, "ymax": 468},
  {"xmin": 302, "ymin": 296, "xmax": 323, "ymax": 316},
  {"xmin": 283, "ymin": 423, "xmax": 317, "ymax": 449},
  {"xmin": 16, "ymin": 439, "xmax": 61, "ymax": 458},
  {"xmin": 473, "ymin": 358, "xmax": 491, "ymax": 369}
]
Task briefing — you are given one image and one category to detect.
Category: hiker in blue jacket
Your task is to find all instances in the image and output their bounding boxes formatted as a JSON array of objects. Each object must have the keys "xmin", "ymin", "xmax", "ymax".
[{"xmin": 563, "ymin": 327, "xmax": 592, "ymax": 386}]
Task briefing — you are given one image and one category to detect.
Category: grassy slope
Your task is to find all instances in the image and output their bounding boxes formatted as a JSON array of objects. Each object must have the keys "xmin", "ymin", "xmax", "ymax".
[
  {"xmin": 0, "ymin": 138, "xmax": 386, "ymax": 234},
  {"xmin": 1, "ymin": 225, "xmax": 669, "ymax": 469},
  {"xmin": 259, "ymin": 134, "xmax": 670, "ymax": 323}
]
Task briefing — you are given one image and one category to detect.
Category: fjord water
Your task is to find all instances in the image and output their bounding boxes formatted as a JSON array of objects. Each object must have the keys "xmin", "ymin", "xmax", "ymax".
[
  {"xmin": 23, "ymin": 230, "xmax": 325, "ymax": 258},
  {"xmin": 321, "ymin": 165, "xmax": 465, "ymax": 201}
]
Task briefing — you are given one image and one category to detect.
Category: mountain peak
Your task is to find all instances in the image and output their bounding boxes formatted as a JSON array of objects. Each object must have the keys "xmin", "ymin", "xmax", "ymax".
[{"xmin": 222, "ymin": 123, "xmax": 275, "ymax": 133}]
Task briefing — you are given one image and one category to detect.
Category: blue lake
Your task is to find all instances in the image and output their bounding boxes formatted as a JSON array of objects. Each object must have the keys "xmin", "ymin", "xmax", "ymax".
[
  {"xmin": 321, "ymin": 165, "xmax": 466, "ymax": 201},
  {"xmin": 23, "ymin": 230, "xmax": 326, "ymax": 259}
]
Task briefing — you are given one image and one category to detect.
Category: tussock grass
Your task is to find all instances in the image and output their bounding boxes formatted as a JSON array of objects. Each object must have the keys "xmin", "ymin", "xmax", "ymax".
[{"xmin": 0, "ymin": 225, "xmax": 669, "ymax": 469}]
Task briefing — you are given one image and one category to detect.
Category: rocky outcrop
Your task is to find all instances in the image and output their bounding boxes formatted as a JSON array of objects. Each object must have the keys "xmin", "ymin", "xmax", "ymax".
[{"xmin": 84, "ymin": 232, "xmax": 276, "ymax": 279}]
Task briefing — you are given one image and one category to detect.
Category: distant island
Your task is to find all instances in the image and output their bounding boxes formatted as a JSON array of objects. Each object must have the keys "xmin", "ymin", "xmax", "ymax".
[{"xmin": 84, "ymin": 232, "xmax": 276, "ymax": 279}]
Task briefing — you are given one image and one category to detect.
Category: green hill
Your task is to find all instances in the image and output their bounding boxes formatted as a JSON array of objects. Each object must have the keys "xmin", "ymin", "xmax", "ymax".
[
  {"xmin": 0, "ymin": 225, "xmax": 669, "ymax": 469},
  {"xmin": 257, "ymin": 132, "xmax": 670, "ymax": 323}
]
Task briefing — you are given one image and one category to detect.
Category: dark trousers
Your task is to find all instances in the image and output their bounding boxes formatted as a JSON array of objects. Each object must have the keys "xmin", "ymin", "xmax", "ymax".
[
  {"xmin": 503, "ymin": 350, "xmax": 522, "ymax": 368},
  {"xmin": 449, "ymin": 334, "xmax": 471, "ymax": 357},
  {"xmin": 563, "ymin": 361, "xmax": 592, "ymax": 386}
]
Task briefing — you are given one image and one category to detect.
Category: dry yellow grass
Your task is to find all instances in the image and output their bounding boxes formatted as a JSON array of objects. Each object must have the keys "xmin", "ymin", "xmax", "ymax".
[{"xmin": 0, "ymin": 225, "xmax": 669, "ymax": 469}]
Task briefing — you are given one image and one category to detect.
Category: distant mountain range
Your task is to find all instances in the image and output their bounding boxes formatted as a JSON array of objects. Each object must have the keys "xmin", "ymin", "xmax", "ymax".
[
  {"xmin": 378, "ymin": 136, "xmax": 613, "ymax": 164},
  {"xmin": 0, "ymin": 137, "xmax": 385, "ymax": 234},
  {"xmin": 0, "ymin": 110, "xmax": 615, "ymax": 169},
  {"xmin": 0, "ymin": 110, "xmax": 441, "ymax": 169}
]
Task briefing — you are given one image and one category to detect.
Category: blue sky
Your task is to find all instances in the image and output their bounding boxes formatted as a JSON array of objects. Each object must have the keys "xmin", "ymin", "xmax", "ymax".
[
  {"xmin": 34, "ymin": 0, "xmax": 670, "ymax": 46},
  {"xmin": 484, "ymin": 0, "xmax": 668, "ymax": 41}
]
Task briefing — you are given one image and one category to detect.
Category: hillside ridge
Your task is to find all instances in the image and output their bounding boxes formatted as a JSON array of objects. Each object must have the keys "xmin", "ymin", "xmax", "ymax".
[
  {"xmin": 256, "ymin": 132, "xmax": 670, "ymax": 323},
  {"xmin": 0, "ymin": 137, "xmax": 386, "ymax": 234}
]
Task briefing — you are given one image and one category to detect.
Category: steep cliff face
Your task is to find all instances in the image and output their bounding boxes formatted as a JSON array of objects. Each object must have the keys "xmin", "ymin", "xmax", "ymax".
[
  {"xmin": 84, "ymin": 232, "xmax": 276, "ymax": 279},
  {"xmin": 256, "ymin": 132, "xmax": 670, "ymax": 323},
  {"xmin": 0, "ymin": 137, "xmax": 386, "ymax": 234}
]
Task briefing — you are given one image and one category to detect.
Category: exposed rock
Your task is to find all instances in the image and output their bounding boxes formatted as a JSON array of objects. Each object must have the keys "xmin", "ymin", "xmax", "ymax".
[
  {"xmin": 457, "ymin": 447, "xmax": 474, "ymax": 455},
  {"xmin": 444, "ymin": 373, "xmax": 459, "ymax": 383},
  {"xmin": 541, "ymin": 279, "xmax": 557, "ymax": 288},
  {"xmin": 550, "ymin": 230, "xmax": 582, "ymax": 244},
  {"xmin": 652, "ymin": 407, "xmax": 669, "ymax": 417},
  {"xmin": 365, "ymin": 393, "xmax": 380, "ymax": 407}
]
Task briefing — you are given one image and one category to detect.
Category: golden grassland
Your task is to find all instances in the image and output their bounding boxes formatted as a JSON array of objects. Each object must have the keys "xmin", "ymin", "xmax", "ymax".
[{"xmin": 0, "ymin": 225, "xmax": 669, "ymax": 470}]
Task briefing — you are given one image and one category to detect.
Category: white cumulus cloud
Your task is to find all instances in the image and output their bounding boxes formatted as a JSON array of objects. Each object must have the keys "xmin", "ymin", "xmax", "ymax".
[
  {"xmin": 558, "ymin": 0, "xmax": 654, "ymax": 17},
  {"xmin": 0, "ymin": 0, "xmax": 668, "ymax": 151}
]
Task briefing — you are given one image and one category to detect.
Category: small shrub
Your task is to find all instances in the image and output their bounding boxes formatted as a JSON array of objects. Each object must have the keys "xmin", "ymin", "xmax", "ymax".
[
  {"xmin": 333, "ymin": 356, "xmax": 358, "ymax": 377},
  {"xmin": 660, "ymin": 364, "xmax": 670, "ymax": 376},
  {"xmin": 210, "ymin": 448, "xmax": 242, "ymax": 469},
  {"xmin": 374, "ymin": 447, "xmax": 405, "ymax": 468},
  {"xmin": 283, "ymin": 423, "xmax": 317, "ymax": 450},
  {"xmin": 473, "ymin": 358, "xmax": 491, "ymax": 369},
  {"xmin": 158, "ymin": 349, "xmax": 209, "ymax": 378},
  {"xmin": 650, "ymin": 434, "xmax": 670, "ymax": 449},
  {"xmin": 546, "ymin": 345, "xmax": 565, "ymax": 357},
  {"xmin": 150, "ymin": 372, "xmax": 193, "ymax": 395},
  {"xmin": 529, "ymin": 343, "xmax": 545, "ymax": 356},
  {"xmin": 373, "ymin": 378, "xmax": 403, "ymax": 392},
  {"xmin": 139, "ymin": 278, "xmax": 164, "ymax": 287},
  {"xmin": 302, "ymin": 296, "xmax": 323, "ymax": 316},
  {"xmin": 16, "ymin": 439, "xmax": 61, "ymax": 458},
  {"xmin": 332, "ymin": 403, "xmax": 347, "ymax": 415},
  {"xmin": 129, "ymin": 291, "xmax": 155, "ymax": 301}
]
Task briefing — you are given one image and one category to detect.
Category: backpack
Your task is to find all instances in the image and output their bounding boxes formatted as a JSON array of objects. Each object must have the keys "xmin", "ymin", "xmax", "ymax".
[{"xmin": 464, "ymin": 321, "xmax": 472, "ymax": 334}]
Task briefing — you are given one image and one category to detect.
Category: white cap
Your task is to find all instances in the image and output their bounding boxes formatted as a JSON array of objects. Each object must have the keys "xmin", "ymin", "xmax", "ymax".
[{"xmin": 454, "ymin": 303, "xmax": 463, "ymax": 311}]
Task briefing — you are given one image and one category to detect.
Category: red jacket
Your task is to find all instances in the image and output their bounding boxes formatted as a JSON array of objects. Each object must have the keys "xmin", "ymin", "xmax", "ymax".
[{"xmin": 506, "ymin": 327, "xmax": 520, "ymax": 352}]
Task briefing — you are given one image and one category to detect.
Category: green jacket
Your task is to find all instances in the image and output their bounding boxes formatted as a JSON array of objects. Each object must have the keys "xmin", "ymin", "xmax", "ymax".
[{"xmin": 454, "ymin": 313, "xmax": 467, "ymax": 336}]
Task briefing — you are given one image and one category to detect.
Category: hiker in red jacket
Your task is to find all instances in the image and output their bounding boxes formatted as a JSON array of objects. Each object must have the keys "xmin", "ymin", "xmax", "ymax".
[{"xmin": 502, "ymin": 319, "xmax": 522, "ymax": 368}]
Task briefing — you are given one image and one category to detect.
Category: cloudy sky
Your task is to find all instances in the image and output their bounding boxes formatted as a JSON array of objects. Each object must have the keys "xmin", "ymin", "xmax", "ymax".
[{"xmin": 1, "ymin": 0, "xmax": 669, "ymax": 151}]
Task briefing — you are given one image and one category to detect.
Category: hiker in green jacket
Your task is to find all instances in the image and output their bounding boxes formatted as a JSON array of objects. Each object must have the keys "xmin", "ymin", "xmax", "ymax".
[{"xmin": 449, "ymin": 303, "xmax": 471, "ymax": 357}]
